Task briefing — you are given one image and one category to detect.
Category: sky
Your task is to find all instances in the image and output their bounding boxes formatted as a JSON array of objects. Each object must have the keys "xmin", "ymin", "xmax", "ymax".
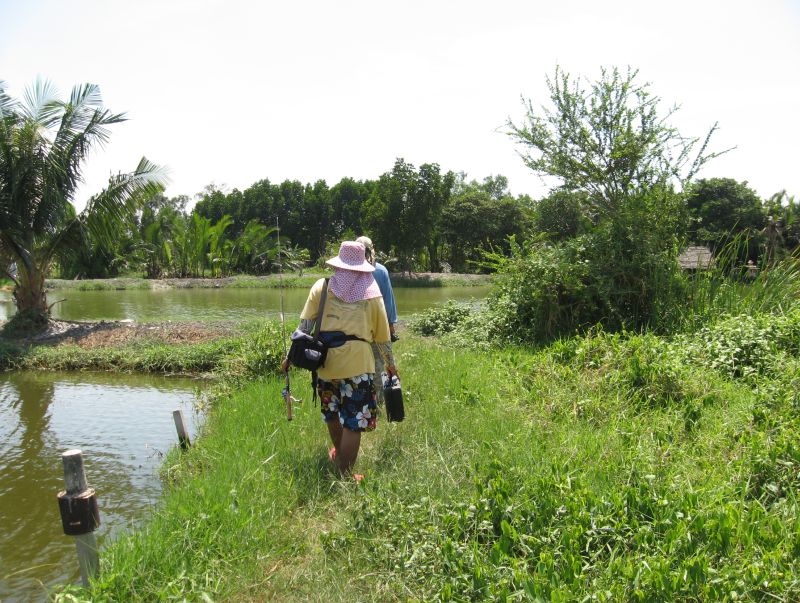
[{"xmin": 1, "ymin": 0, "xmax": 799, "ymax": 208}]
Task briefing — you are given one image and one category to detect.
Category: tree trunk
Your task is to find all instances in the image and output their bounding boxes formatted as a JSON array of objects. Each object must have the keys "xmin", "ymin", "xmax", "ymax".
[
  {"xmin": 427, "ymin": 241, "xmax": 440, "ymax": 273},
  {"xmin": 13, "ymin": 265, "xmax": 48, "ymax": 316}
]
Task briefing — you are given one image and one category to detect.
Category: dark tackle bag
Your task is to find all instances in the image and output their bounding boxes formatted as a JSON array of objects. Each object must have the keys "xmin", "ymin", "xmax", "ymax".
[
  {"xmin": 287, "ymin": 328, "xmax": 328, "ymax": 370},
  {"xmin": 287, "ymin": 279, "xmax": 330, "ymax": 371}
]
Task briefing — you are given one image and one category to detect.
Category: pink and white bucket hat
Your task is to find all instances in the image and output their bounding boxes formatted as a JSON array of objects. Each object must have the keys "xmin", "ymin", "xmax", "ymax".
[
  {"xmin": 325, "ymin": 241, "xmax": 375, "ymax": 272},
  {"xmin": 326, "ymin": 241, "xmax": 382, "ymax": 303}
]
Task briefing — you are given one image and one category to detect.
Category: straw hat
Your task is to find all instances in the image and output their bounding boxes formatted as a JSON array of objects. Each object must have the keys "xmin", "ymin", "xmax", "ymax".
[
  {"xmin": 355, "ymin": 236, "xmax": 376, "ymax": 265},
  {"xmin": 325, "ymin": 241, "xmax": 375, "ymax": 273}
]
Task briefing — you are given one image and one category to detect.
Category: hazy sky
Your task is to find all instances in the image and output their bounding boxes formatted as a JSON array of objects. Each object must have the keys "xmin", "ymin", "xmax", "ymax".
[{"xmin": 2, "ymin": 0, "xmax": 798, "ymax": 207}]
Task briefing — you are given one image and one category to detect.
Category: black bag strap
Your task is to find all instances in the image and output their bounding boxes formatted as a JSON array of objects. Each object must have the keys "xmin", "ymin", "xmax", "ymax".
[
  {"xmin": 319, "ymin": 332, "xmax": 369, "ymax": 346},
  {"xmin": 313, "ymin": 278, "xmax": 329, "ymax": 339},
  {"xmin": 311, "ymin": 278, "xmax": 329, "ymax": 404}
]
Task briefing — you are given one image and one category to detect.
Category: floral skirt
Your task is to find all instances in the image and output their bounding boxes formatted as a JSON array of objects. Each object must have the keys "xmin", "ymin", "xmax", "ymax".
[{"xmin": 317, "ymin": 373, "xmax": 378, "ymax": 432}]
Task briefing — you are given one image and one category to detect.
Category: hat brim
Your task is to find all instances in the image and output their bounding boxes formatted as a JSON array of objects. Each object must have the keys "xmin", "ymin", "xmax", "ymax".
[{"xmin": 326, "ymin": 257, "xmax": 375, "ymax": 272}]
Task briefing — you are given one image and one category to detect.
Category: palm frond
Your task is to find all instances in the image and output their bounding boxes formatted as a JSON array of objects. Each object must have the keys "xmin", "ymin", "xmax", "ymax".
[
  {"xmin": 0, "ymin": 81, "xmax": 20, "ymax": 120},
  {"xmin": 33, "ymin": 86, "xmax": 129, "ymax": 234},
  {"xmin": 49, "ymin": 83, "xmax": 126, "ymax": 182},
  {"xmin": 21, "ymin": 77, "xmax": 62, "ymax": 130},
  {"xmin": 82, "ymin": 157, "xmax": 169, "ymax": 243}
]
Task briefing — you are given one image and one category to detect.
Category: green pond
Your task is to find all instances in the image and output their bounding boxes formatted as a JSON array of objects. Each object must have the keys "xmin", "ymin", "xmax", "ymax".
[
  {"xmin": 0, "ymin": 371, "xmax": 202, "ymax": 602},
  {"xmin": 0, "ymin": 285, "xmax": 490, "ymax": 322}
]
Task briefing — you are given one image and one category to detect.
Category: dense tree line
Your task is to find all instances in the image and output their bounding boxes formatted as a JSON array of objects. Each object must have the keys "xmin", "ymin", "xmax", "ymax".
[{"xmin": 59, "ymin": 159, "xmax": 532, "ymax": 280}]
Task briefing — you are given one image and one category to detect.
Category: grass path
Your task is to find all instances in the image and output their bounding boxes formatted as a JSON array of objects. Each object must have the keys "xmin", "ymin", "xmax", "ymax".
[{"xmin": 57, "ymin": 331, "xmax": 800, "ymax": 602}]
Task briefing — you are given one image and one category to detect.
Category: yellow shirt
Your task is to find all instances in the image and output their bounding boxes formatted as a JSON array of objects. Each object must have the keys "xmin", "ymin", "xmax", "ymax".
[{"xmin": 300, "ymin": 278, "xmax": 391, "ymax": 380}]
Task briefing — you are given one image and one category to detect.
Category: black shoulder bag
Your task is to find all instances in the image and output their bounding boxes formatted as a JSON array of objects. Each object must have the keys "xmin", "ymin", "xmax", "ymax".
[{"xmin": 287, "ymin": 278, "xmax": 330, "ymax": 371}]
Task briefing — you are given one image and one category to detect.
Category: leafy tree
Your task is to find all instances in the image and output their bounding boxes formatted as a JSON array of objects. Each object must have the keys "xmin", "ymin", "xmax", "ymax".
[
  {"xmin": 207, "ymin": 214, "xmax": 232, "ymax": 276},
  {"xmin": 193, "ymin": 185, "xmax": 233, "ymax": 228},
  {"xmin": 222, "ymin": 220, "xmax": 278, "ymax": 274},
  {"xmin": 533, "ymin": 189, "xmax": 587, "ymax": 242},
  {"xmin": 479, "ymin": 174, "xmax": 510, "ymax": 201},
  {"xmin": 0, "ymin": 79, "xmax": 165, "ymax": 327},
  {"xmin": 330, "ymin": 177, "xmax": 372, "ymax": 239},
  {"xmin": 499, "ymin": 66, "xmax": 723, "ymax": 339},
  {"xmin": 364, "ymin": 160, "xmax": 412, "ymax": 269},
  {"xmin": 298, "ymin": 180, "xmax": 332, "ymax": 262},
  {"xmin": 440, "ymin": 191, "xmax": 529, "ymax": 272},
  {"xmin": 764, "ymin": 190, "xmax": 800, "ymax": 253},
  {"xmin": 686, "ymin": 178, "xmax": 765, "ymax": 259},
  {"xmin": 168, "ymin": 213, "xmax": 218, "ymax": 277},
  {"xmin": 135, "ymin": 191, "xmax": 186, "ymax": 278},
  {"xmin": 508, "ymin": 66, "xmax": 722, "ymax": 219},
  {"xmin": 365, "ymin": 159, "xmax": 454, "ymax": 271}
]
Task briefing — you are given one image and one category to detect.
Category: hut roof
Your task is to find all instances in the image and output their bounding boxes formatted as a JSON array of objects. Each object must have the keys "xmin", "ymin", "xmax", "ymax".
[{"xmin": 678, "ymin": 245, "xmax": 713, "ymax": 270}]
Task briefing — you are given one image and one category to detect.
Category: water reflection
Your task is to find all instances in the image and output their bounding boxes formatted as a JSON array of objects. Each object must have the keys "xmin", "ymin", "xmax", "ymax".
[{"xmin": 0, "ymin": 371, "xmax": 201, "ymax": 602}]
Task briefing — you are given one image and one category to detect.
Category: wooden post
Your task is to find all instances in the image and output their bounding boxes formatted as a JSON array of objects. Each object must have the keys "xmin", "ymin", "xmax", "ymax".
[
  {"xmin": 173, "ymin": 409, "xmax": 191, "ymax": 450},
  {"xmin": 59, "ymin": 450, "xmax": 99, "ymax": 587}
]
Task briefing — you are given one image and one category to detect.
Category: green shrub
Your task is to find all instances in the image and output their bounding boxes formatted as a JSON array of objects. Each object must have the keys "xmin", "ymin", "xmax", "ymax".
[
  {"xmin": 218, "ymin": 321, "xmax": 284, "ymax": 380},
  {"xmin": 686, "ymin": 313, "xmax": 783, "ymax": 380},
  {"xmin": 408, "ymin": 300, "xmax": 473, "ymax": 336}
]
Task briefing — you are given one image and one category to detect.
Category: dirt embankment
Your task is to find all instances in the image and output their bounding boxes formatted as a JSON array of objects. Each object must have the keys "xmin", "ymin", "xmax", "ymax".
[{"xmin": 0, "ymin": 319, "xmax": 237, "ymax": 349}]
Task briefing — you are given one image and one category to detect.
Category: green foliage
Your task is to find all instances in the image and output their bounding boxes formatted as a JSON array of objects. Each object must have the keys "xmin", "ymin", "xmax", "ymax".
[
  {"xmin": 494, "ymin": 66, "xmax": 730, "ymax": 341},
  {"xmin": 217, "ymin": 320, "xmax": 285, "ymax": 380},
  {"xmin": 408, "ymin": 300, "xmax": 473, "ymax": 336},
  {"xmin": 680, "ymin": 308, "xmax": 800, "ymax": 380},
  {"xmin": 763, "ymin": 190, "xmax": 800, "ymax": 254},
  {"xmin": 533, "ymin": 188, "xmax": 587, "ymax": 241},
  {"xmin": 439, "ymin": 190, "xmax": 529, "ymax": 272},
  {"xmin": 365, "ymin": 158, "xmax": 456, "ymax": 271},
  {"xmin": 687, "ymin": 178, "xmax": 765, "ymax": 260},
  {"xmin": 508, "ymin": 66, "xmax": 721, "ymax": 209}
]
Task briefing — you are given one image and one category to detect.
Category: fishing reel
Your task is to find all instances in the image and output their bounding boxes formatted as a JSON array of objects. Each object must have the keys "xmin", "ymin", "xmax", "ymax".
[{"xmin": 281, "ymin": 385, "xmax": 302, "ymax": 421}]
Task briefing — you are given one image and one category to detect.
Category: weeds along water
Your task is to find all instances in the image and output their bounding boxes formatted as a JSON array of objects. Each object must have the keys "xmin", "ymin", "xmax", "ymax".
[{"xmin": 52, "ymin": 311, "xmax": 800, "ymax": 602}]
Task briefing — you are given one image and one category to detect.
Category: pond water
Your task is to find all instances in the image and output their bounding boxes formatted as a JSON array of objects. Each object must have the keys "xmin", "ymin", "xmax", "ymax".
[
  {"xmin": 0, "ymin": 371, "xmax": 202, "ymax": 602},
  {"xmin": 0, "ymin": 285, "xmax": 490, "ymax": 323}
]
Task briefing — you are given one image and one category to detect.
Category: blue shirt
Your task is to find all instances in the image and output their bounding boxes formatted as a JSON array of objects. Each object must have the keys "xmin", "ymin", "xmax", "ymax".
[{"xmin": 373, "ymin": 262, "xmax": 397, "ymax": 324}]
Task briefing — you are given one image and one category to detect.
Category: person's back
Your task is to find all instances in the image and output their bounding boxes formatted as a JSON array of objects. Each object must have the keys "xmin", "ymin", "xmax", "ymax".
[
  {"xmin": 372, "ymin": 261, "xmax": 397, "ymax": 333},
  {"xmin": 299, "ymin": 277, "xmax": 387, "ymax": 381},
  {"xmin": 356, "ymin": 236, "xmax": 398, "ymax": 341}
]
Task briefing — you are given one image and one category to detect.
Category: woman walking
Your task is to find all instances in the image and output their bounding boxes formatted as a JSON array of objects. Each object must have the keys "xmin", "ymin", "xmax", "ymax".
[{"xmin": 282, "ymin": 241, "xmax": 396, "ymax": 477}]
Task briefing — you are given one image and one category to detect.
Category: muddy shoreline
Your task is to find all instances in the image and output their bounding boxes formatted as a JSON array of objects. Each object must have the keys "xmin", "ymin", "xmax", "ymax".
[{"xmin": 0, "ymin": 319, "xmax": 239, "ymax": 348}]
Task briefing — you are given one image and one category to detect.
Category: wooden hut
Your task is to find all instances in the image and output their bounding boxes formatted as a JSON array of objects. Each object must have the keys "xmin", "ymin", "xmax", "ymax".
[{"xmin": 678, "ymin": 245, "xmax": 713, "ymax": 271}]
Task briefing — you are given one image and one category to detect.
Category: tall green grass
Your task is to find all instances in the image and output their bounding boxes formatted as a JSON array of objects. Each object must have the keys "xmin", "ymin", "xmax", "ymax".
[
  {"xmin": 675, "ymin": 238, "xmax": 800, "ymax": 332},
  {"xmin": 53, "ymin": 315, "xmax": 800, "ymax": 601}
]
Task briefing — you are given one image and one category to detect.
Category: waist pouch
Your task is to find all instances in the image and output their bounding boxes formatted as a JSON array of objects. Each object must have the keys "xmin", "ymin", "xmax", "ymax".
[
  {"xmin": 288, "ymin": 330, "xmax": 368, "ymax": 373},
  {"xmin": 318, "ymin": 331, "xmax": 368, "ymax": 349}
]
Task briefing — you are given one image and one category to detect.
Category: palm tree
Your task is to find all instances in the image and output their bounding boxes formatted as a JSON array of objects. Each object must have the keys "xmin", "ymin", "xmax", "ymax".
[{"xmin": 0, "ymin": 79, "xmax": 166, "ymax": 328}]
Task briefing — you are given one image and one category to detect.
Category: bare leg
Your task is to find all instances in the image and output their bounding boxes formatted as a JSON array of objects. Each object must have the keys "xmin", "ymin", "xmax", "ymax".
[
  {"xmin": 327, "ymin": 419, "xmax": 343, "ymax": 450},
  {"xmin": 336, "ymin": 427, "xmax": 362, "ymax": 475}
]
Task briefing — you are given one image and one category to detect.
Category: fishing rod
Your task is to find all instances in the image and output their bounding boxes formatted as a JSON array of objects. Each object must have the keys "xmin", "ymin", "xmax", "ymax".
[{"xmin": 277, "ymin": 217, "xmax": 300, "ymax": 421}]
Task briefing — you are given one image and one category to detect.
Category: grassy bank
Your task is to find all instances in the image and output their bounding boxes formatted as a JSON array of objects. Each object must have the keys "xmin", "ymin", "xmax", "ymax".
[
  {"xmin": 53, "ymin": 309, "xmax": 800, "ymax": 601},
  {"xmin": 0, "ymin": 321, "xmax": 284, "ymax": 377},
  {"xmin": 43, "ymin": 272, "xmax": 491, "ymax": 291}
]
